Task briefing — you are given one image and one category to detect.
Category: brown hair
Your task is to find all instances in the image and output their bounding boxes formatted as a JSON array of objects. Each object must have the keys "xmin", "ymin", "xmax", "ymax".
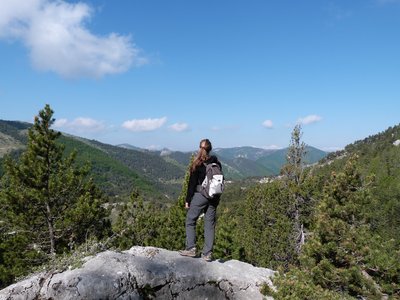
[{"xmin": 191, "ymin": 139, "xmax": 212, "ymax": 173}]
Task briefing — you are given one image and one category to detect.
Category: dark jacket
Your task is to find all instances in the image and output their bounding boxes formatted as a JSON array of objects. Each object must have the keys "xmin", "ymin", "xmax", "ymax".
[{"xmin": 185, "ymin": 155, "xmax": 222, "ymax": 204}]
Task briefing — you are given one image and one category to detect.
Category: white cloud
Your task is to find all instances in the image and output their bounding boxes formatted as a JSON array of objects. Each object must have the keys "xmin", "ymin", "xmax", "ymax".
[
  {"xmin": 169, "ymin": 122, "xmax": 189, "ymax": 132},
  {"xmin": 53, "ymin": 118, "xmax": 68, "ymax": 127},
  {"xmin": 297, "ymin": 115, "xmax": 322, "ymax": 125},
  {"xmin": 53, "ymin": 117, "xmax": 106, "ymax": 132},
  {"xmin": 122, "ymin": 117, "xmax": 167, "ymax": 132},
  {"xmin": 262, "ymin": 119, "xmax": 273, "ymax": 129},
  {"xmin": 0, "ymin": 0, "xmax": 146, "ymax": 78}
]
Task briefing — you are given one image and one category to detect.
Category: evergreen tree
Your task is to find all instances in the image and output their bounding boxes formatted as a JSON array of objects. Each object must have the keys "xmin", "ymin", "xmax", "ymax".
[
  {"xmin": 0, "ymin": 105, "xmax": 110, "ymax": 286},
  {"xmin": 239, "ymin": 181, "xmax": 297, "ymax": 270},
  {"xmin": 112, "ymin": 189, "xmax": 159, "ymax": 249},
  {"xmin": 281, "ymin": 124, "xmax": 307, "ymax": 186},
  {"xmin": 281, "ymin": 124, "xmax": 309, "ymax": 254},
  {"xmin": 154, "ymin": 155, "xmax": 194, "ymax": 250},
  {"xmin": 296, "ymin": 156, "xmax": 380, "ymax": 298},
  {"xmin": 213, "ymin": 207, "xmax": 242, "ymax": 261}
]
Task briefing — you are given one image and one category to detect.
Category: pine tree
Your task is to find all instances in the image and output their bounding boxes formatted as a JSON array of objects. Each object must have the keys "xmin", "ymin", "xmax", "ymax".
[
  {"xmin": 112, "ymin": 189, "xmax": 159, "ymax": 249},
  {"xmin": 299, "ymin": 156, "xmax": 381, "ymax": 298},
  {"xmin": 213, "ymin": 207, "xmax": 241, "ymax": 261},
  {"xmin": 272, "ymin": 156, "xmax": 383, "ymax": 299},
  {"xmin": 153, "ymin": 155, "xmax": 194, "ymax": 250},
  {"xmin": 281, "ymin": 124, "xmax": 308, "ymax": 254},
  {"xmin": 282, "ymin": 124, "xmax": 307, "ymax": 186},
  {"xmin": 239, "ymin": 181, "xmax": 297, "ymax": 270},
  {"xmin": 0, "ymin": 105, "xmax": 110, "ymax": 280}
]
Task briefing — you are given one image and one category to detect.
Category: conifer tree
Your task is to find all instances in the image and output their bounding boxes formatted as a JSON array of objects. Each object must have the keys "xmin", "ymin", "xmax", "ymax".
[
  {"xmin": 153, "ymin": 155, "xmax": 194, "ymax": 250},
  {"xmin": 239, "ymin": 181, "xmax": 297, "ymax": 270},
  {"xmin": 282, "ymin": 124, "xmax": 307, "ymax": 185},
  {"xmin": 213, "ymin": 207, "xmax": 241, "ymax": 261},
  {"xmin": 112, "ymin": 189, "xmax": 159, "ymax": 249},
  {"xmin": 272, "ymin": 157, "xmax": 383, "ymax": 299},
  {"xmin": 281, "ymin": 124, "xmax": 308, "ymax": 254},
  {"xmin": 298, "ymin": 156, "xmax": 380, "ymax": 298},
  {"xmin": 0, "ymin": 105, "xmax": 110, "ymax": 258}
]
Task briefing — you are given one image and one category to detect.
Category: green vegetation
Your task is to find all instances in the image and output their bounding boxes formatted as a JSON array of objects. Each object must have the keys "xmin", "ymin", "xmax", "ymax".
[
  {"xmin": 0, "ymin": 105, "xmax": 111, "ymax": 287},
  {"xmin": 0, "ymin": 121, "xmax": 183, "ymax": 203},
  {"xmin": 0, "ymin": 120, "xmax": 30, "ymax": 144},
  {"xmin": 58, "ymin": 135, "xmax": 162, "ymax": 201},
  {"xmin": 1, "ymin": 105, "xmax": 399, "ymax": 299},
  {"xmin": 256, "ymin": 145, "xmax": 327, "ymax": 174},
  {"xmin": 0, "ymin": 119, "xmax": 327, "ymax": 196},
  {"xmin": 111, "ymin": 190, "xmax": 160, "ymax": 249}
]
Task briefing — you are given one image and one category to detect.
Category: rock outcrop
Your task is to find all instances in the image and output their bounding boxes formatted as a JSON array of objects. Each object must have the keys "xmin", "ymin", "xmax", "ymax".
[{"xmin": 0, "ymin": 246, "xmax": 275, "ymax": 300}]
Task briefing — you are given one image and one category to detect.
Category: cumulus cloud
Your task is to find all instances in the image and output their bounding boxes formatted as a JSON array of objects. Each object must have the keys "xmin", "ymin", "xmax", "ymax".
[
  {"xmin": 53, "ymin": 118, "xmax": 68, "ymax": 127},
  {"xmin": 122, "ymin": 117, "xmax": 167, "ymax": 132},
  {"xmin": 53, "ymin": 117, "xmax": 106, "ymax": 132},
  {"xmin": 297, "ymin": 115, "xmax": 322, "ymax": 125},
  {"xmin": 169, "ymin": 122, "xmax": 189, "ymax": 132},
  {"xmin": 262, "ymin": 119, "xmax": 273, "ymax": 129},
  {"xmin": 0, "ymin": 0, "xmax": 146, "ymax": 78}
]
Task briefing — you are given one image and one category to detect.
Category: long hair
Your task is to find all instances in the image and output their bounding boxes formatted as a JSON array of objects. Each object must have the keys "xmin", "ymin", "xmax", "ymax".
[{"xmin": 191, "ymin": 139, "xmax": 212, "ymax": 173}]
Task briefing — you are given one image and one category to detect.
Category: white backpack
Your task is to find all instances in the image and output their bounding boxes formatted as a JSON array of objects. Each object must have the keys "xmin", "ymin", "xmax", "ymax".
[{"xmin": 201, "ymin": 163, "xmax": 225, "ymax": 199}]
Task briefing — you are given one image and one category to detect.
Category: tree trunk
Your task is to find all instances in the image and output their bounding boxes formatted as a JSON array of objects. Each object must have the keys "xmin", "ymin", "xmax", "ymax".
[
  {"xmin": 46, "ymin": 202, "xmax": 56, "ymax": 255},
  {"xmin": 294, "ymin": 200, "xmax": 305, "ymax": 254}
]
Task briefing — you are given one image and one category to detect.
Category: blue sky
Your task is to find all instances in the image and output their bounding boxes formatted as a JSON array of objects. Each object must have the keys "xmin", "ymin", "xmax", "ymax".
[{"xmin": 0, "ymin": 0, "xmax": 399, "ymax": 151}]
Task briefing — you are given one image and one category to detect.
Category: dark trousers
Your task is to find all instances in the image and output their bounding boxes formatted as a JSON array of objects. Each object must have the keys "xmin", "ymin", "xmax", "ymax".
[{"xmin": 185, "ymin": 192, "xmax": 219, "ymax": 255}]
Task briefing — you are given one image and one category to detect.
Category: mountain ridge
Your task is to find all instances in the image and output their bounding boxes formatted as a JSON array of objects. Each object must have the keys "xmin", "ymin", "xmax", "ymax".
[{"xmin": 0, "ymin": 119, "xmax": 328, "ymax": 200}]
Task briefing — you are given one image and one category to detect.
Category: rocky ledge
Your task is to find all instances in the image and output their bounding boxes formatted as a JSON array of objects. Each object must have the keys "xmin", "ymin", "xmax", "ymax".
[{"xmin": 0, "ymin": 246, "xmax": 275, "ymax": 300}]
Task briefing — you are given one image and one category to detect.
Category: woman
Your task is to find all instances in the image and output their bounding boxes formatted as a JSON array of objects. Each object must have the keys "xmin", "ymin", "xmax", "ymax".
[{"xmin": 179, "ymin": 138, "xmax": 222, "ymax": 262}]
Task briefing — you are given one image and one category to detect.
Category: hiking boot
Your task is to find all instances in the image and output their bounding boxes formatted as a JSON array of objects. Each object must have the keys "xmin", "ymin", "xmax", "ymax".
[
  {"xmin": 179, "ymin": 247, "xmax": 197, "ymax": 257},
  {"xmin": 201, "ymin": 252, "xmax": 212, "ymax": 262}
]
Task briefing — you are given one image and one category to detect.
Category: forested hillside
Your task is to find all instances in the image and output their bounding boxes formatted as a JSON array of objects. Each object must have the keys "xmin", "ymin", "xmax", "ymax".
[
  {"xmin": 0, "ymin": 121, "xmax": 185, "ymax": 202},
  {"xmin": 228, "ymin": 124, "xmax": 400, "ymax": 299},
  {"xmin": 1, "ymin": 106, "xmax": 398, "ymax": 298},
  {"xmin": 110, "ymin": 124, "xmax": 400, "ymax": 299},
  {"xmin": 255, "ymin": 146, "xmax": 327, "ymax": 174},
  {"xmin": 314, "ymin": 124, "xmax": 400, "ymax": 242},
  {"xmin": 1, "ymin": 120, "xmax": 328, "ymax": 194},
  {"xmin": 0, "ymin": 121, "xmax": 29, "ymax": 157},
  {"xmin": 130, "ymin": 145, "xmax": 327, "ymax": 180}
]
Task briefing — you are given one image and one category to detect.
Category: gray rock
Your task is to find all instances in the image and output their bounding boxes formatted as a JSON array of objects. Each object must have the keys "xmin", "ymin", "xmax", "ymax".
[{"xmin": 0, "ymin": 246, "xmax": 275, "ymax": 300}]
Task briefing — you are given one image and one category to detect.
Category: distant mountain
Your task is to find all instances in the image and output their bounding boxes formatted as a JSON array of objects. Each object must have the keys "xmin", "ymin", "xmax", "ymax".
[
  {"xmin": 220, "ymin": 157, "xmax": 276, "ymax": 179},
  {"xmin": 0, "ymin": 121, "xmax": 183, "ymax": 202},
  {"xmin": 214, "ymin": 146, "xmax": 277, "ymax": 161},
  {"xmin": 117, "ymin": 144, "xmax": 145, "ymax": 151},
  {"xmin": 0, "ymin": 120, "xmax": 328, "ymax": 201},
  {"xmin": 256, "ymin": 146, "xmax": 328, "ymax": 174},
  {"xmin": 0, "ymin": 120, "xmax": 29, "ymax": 156},
  {"xmin": 157, "ymin": 146, "xmax": 327, "ymax": 180},
  {"xmin": 115, "ymin": 144, "xmax": 329, "ymax": 180}
]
